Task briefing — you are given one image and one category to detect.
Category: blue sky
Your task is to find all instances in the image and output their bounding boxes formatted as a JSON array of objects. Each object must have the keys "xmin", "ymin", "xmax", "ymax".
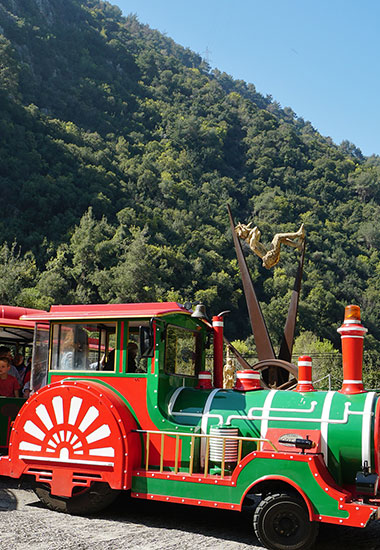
[{"xmin": 113, "ymin": 0, "xmax": 380, "ymax": 157}]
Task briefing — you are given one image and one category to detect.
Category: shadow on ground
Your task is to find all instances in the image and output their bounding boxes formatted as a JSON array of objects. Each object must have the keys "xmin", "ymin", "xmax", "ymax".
[
  {"xmin": 0, "ymin": 477, "xmax": 23, "ymax": 511},
  {"xmin": 99, "ymin": 493, "xmax": 380, "ymax": 550},
  {"xmin": 10, "ymin": 480, "xmax": 380, "ymax": 549}
]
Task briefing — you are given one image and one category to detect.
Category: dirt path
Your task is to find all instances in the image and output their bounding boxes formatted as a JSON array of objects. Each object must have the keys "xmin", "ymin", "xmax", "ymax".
[{"xmin": 0, "ymin": 478, "xmax": 379, "ymax": 550}]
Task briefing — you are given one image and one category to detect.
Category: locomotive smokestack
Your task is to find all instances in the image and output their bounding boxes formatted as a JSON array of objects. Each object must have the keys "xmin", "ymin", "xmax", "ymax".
[
  {"xmin": 295, "ymin": 355, "xmax": 314, "ymax": 392},
  {"xmin": 212, "ymin": 314, "xmax": 225, "ymax": 388},
  {"xmin": 234, "ymin": 370, "xmax": 262, "ymax": 391},
  {"xmin": 337, "ymin": 305, "xmax": 368, "ymax": 394},
  {"xmin": 196, "ymin": 371, "xmax": 213, "ymax": 390}
]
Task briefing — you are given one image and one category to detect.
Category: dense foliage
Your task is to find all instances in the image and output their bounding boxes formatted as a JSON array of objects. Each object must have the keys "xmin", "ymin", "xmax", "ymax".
[{"xmin": 1, "ymin": 0, "xmax": 380, "ymax": 364}]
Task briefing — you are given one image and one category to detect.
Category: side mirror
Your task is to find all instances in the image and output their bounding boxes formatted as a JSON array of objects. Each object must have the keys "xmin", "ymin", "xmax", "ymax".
[{"xmin": 139, "ymin": 325, "xmax": 154, "ymax": 358}]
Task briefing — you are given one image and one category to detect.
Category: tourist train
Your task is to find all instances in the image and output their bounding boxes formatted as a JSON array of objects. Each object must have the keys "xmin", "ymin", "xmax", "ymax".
[{"xmin": 0, "ymin": 300, "xmax": 379, "ymax": 550}]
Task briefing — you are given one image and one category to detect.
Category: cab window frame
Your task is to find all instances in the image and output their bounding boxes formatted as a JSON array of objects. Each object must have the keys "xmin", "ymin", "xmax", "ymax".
[
  {"xmin": 49, "ymin": 321, "xmax": 118, "ymax": 372},
  {"xmin": 125, "ymin": 320, "xmax": 150, "ymax": 375},
  {"xmin": 164, "ymin": 323, "xmax": 202, "ymax": 378}
]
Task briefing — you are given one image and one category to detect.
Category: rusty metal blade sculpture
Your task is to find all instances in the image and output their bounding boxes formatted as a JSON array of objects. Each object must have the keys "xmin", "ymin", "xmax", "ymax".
[
  {"xmin": 278, "ymin": 239, "xmax": 306, "ymax": 363},
  {"xmin": 223, "ymin": 336, "xmax": 252, "ymax": 370},
  {"xmin": 227, "ymin": 204, "xmax": 275, "ymax": 361}
]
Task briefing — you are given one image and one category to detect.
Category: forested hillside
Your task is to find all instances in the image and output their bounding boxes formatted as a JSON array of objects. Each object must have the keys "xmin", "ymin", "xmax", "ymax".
[{"xmin": 1, "ymin": 0, "xmax": 380, "ymax": 351}]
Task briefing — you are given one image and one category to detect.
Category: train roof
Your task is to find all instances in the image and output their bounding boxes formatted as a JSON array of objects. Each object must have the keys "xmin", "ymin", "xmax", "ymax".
[
  {"xmin": 21, "ymin": 302, "xmax": 193, "ymax": 322},
  {"xmin": 0, "ymin": 305, "xmax": 46, "ymax": 342}
]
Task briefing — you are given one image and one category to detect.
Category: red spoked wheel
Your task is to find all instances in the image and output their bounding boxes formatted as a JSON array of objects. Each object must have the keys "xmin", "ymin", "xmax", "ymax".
[{"xmin": 10, "ymin": 381, "xmax": 134, "ymax": 513}]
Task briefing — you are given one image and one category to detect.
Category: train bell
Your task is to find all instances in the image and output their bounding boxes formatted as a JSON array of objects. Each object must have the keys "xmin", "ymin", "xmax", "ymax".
[{"xmin": 191, "ymin": 304, "xmax": 208, "ymax": 320}]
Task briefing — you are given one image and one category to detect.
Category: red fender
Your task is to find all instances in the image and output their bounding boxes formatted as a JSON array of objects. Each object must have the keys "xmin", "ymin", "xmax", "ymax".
[{"xmin": 4, "ymin": 380, "xmax": 141, "ymax": 497}]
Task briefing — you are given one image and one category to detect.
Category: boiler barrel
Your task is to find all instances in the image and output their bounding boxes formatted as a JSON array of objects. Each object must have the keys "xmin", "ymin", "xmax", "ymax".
[{"xmin": 172, "ymin": 387, "xmax": 379, "ymax": 486}]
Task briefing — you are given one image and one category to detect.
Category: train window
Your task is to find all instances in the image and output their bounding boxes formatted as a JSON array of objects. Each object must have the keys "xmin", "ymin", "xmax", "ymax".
[
  {"xmin": 50, "ymin": 322, "xmax": 117, "ymax": 371},
  {"xmin": 31, "ymin": 323, "xmax": 49, "ymax": 391},
  {"xmin": 165, "ymin": 325, "xmax": 201, "ymax": 377},
  {"xmin": 126, "ymin": 326, "xmax": 148, "ymax": 374}
]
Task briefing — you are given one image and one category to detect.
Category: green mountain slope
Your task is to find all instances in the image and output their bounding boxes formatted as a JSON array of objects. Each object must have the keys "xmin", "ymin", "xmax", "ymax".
[{"xmin": 1, "ymin": 0, "xmax": 380, "ymax": 349}]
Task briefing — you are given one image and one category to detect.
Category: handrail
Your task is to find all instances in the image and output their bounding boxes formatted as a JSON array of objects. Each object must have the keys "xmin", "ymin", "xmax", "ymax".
[{"xmin": 134, "ymin": 429, "xmax": 278, "ymax": 478}]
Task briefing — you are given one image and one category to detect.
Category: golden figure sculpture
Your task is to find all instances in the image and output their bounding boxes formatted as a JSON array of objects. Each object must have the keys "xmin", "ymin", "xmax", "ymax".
[
  {"xmin": 223, "ymin": 347, "xmax": 236, "ymax": 389},
  {"xmin": 235, "ymin": 222, "xmax": 305, "ymax": 269}
]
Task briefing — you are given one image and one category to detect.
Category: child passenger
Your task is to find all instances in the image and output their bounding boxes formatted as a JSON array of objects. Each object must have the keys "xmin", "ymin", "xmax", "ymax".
[{"xmin": 0, "ymin": 356, "xmax": 20, "ymax": 397}]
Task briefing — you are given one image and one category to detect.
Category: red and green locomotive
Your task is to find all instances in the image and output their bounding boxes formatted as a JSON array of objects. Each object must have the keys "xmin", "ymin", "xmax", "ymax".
[{"xmin": 0, "ymin": 301, "xmax": 379, "ymax": 550}]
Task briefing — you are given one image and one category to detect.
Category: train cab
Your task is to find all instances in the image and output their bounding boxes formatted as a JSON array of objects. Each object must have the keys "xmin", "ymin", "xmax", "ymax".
[{"xmin": 26, "ymin": 301, "xmax": 214, "ymax": 405}]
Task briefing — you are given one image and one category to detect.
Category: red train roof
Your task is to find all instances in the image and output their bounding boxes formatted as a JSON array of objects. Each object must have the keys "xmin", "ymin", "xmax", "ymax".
[
  {"xmin": 0, "ymin": 305, "xmax": 46, "ymax": 329},
  {"xmin": 21, "ymin": 302, "xmax": 192, "ymax": 321},
  {"xmin": 0, "ymin": 305, "xmax": 47, "ymax": 343}
]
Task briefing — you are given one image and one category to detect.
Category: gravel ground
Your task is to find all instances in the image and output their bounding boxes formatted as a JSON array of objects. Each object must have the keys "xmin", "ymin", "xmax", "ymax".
[{"xmin": 0, "ymin": 478, "xmax": 380, "ymax": 550}]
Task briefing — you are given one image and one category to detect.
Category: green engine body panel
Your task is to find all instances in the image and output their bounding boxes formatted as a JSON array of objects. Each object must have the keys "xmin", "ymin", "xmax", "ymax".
[
  {"xmin": 132, "ymin": 455, "xmax": 349, "ymax": 519},
  {"xmin": 169, "ymin": 387, "xmax": 376, "ymax": 486}
]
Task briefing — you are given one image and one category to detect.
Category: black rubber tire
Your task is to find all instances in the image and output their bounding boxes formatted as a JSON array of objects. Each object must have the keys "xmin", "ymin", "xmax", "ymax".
[
  {"xmin": 34, "ymin": 482, "xmax": 120, "ymax": 515},
  {"xmin": 253, "ymin": 493, "xmax": 319, "ymax": 550}
]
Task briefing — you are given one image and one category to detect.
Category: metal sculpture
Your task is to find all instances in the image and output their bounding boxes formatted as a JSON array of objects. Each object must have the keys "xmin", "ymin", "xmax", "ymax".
[
  {"xmin": 228, "ymin": 205, "xmax": 305, "ymax": 388},
  {"xmin": 235, "ymin": 221, "xmax": 305, "ymax": 269}
]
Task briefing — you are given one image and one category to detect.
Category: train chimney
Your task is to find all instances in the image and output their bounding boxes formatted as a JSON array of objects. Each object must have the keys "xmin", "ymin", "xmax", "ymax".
[
  {"xmin": 212, "ymin": 313, "xmax": 226, "ymax": 388},
  {"xmin": 234, "ymin": 370, "xmax": 262, "ymax": 391},
  {"xmin": 337, "ymin": 305, "xmax": 368, "ymax": 394},
  {"xmin": 196, "ymin": 371, "xmax": 213, "ymax": 390},
  {"xmin": 295, "ymin": 355, "xmax": 314, "ymax": 392}
]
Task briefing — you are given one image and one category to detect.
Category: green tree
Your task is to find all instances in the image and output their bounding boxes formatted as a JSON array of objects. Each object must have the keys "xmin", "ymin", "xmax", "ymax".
[
  {"xmin": 0, "ymin": 242, "xmax": 39, "ymax": 305},
  {"xmin": 0, "ymin": 36, "xmax": 20, "ymax": 99},
  {"xmin": 103, "ymin": 227, "xmax": 158, "ymax": 303}
]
